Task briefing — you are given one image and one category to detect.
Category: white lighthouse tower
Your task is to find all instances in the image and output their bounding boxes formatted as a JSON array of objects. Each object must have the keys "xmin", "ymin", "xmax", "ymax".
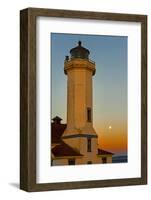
[
  {"xmin": 62, "ymin": 41, "xmax": 98, "ymax": 164},
  {"xmin": 51, "ymin": 41, "xmax": 113, "ymax": 165}
]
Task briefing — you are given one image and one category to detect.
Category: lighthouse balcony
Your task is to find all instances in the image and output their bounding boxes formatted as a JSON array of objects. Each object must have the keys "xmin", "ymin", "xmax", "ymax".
[
  {"xmin": 64, "ymin": 58, "xmax": 96, "ymax": 75},
  {"xmin": 65, "ymin": 57, "xmax": 95, "ymax": 65}
]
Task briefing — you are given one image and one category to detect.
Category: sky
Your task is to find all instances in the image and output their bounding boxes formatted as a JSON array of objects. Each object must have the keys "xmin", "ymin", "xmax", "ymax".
[{"xmin": 51, "ymin": 33, "xmax": 127, "ymax": 155}]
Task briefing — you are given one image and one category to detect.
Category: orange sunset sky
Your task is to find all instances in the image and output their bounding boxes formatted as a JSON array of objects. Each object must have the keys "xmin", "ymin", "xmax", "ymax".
[{"xmin": 94, "ymin": 121, "xmax": 127, "ymax": 154}]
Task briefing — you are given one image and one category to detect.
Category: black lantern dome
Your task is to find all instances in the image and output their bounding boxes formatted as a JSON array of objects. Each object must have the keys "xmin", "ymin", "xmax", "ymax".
[
  {"xmin": 52, "ymin": 116, "xmax": 62, "ymax": 124},
  {"xmin": 70, "ymin": 41, "xmax": 90, "ymax": 59}
]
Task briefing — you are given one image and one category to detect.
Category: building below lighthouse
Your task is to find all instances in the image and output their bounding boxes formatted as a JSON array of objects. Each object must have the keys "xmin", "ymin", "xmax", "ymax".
[{"xmin": 51, "ymin": 41, "xmax": 113, "ymax": 166}]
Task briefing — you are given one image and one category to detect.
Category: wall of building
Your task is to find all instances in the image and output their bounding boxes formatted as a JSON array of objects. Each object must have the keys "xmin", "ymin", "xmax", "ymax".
[
  {"xmin": 63, "ymin": 137, "xmax": 97, "ymax": 153},
  {"xmin": 61, "ymin": 137, "xmax": 111, "ymax": 164},
  {"xmin": 53, "ymin": 154, "xmax": 112, "ymax": 166},
  {"xmin": 52, "ymin": 159, "xmax": 68, "ymax": 166},
  {"xmin": 64, "ymin": 59, "xmax": 96, "ymax": 135}
]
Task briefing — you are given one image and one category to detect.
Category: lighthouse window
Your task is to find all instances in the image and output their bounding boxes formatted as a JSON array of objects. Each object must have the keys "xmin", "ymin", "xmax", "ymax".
[
  {"xmin": 68, "ymin": 159, "xmax": 75, "ymax": 165},
  {"xmin": 87, "ymin": 138, "xmax": 91, "ymax": 152},
  {"xmin": 102, "ymin": 157, "xmax": 107, "ymax": 163},
  {"xmin": 51, "ymin": 159, "xmax": 53, "ymax": 166},
  {"xmin": 87, "ymin": 161, "xmax": 92, "ymax": 164},
  {"xmin": 87, "ymin": 107, "xmax": 92, "ymax": 122}
]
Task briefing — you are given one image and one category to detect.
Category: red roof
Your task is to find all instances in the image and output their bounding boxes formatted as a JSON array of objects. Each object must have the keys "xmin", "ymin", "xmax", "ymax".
[
  {"xmin": 51, "ymin": 117, "xmax": 83, "ymax": 157},
  {"xmin": 98, "ymin": 148, "xmax": 114, "ymax": 155},
  {"xmin": 52, "ymin": 142, "xmax": 83, "ymax": 157},
  {"xmin": 51, "ymin": 116, "xmax": 113, "ymax": 157},
  {"xmin": 51, "ymin": 122, "xmax": 66, "ymax": 143}
]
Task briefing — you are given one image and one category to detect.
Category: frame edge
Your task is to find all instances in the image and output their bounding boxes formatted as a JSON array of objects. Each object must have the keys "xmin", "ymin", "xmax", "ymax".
[
  {"xmin": 20, "ymin": 7, "xmax": 148, "ymax": 192},
  {"xmin": 20, "ymin": 8, "xmax": 37, "ymax": 192}
]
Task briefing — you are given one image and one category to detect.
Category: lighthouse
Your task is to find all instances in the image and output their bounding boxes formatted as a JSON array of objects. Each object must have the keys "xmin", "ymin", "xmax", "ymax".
[
  {"xmin": 62, "ymin": 41, "xmax": 98, "ymax": 163},
  {"xmin": 51, "ymin": 41, "xmax": 113, "ymax": 165}
]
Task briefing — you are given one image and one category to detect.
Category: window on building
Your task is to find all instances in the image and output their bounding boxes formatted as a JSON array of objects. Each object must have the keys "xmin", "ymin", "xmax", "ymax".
[
  {"xmin": 87, "ymin": 107, "xmax": 92, "ymax": 122},
  {"xmin": 51, "ymin": 159, "xmax": 53, "ymax": 166},
  {"xmin": 87, "ymin": 161, "xmax": 92, "ymax": 164},
  {"xmin": 102, "ymin": 157, "xmax": 107, "ymax": 164},
  {"xmin": 87, "ymin": 138, "xmax": 91, "ymax": 152},
  {"xmin": 68, "ymin": 159, "xmax": 75, "ymax": 165}
]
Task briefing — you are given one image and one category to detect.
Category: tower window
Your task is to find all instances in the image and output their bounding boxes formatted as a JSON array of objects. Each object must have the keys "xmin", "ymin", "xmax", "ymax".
[
  {"xmin": 102, "ymin": 157, "xmax": 107, "ymax": 164},
  {"xmin": 68, "ymin": 159, "xmax": 75, "ymax": 165},
  {"xmin": 51, "ymin": 159, "xmax": 53, "ymax": 166},
  {"xmin": 87, "ymin": 161, "xmax": 92, "ymax": 164},
  {"xmin": 87, "ymin": 138, "xmax": 91, "ymax": 152},
  {"xmin": 87, "ymin": 107, "xmax": 92, "ymax": 122}
]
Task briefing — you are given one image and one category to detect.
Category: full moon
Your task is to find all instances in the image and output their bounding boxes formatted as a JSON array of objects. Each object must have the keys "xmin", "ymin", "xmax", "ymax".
[{"xmin": 109, "ymin": 126, "xmax": 112, "ymax": 130}]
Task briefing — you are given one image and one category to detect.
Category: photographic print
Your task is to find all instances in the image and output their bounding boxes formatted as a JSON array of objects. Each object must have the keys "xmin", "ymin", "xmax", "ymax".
[
  {"xmin": 20, "ymin": 8, "xmax": 147, "ymax": 191},
  {"xmin": 51, "ymin": 33, "xmax": 127, "ymax": 166}
]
